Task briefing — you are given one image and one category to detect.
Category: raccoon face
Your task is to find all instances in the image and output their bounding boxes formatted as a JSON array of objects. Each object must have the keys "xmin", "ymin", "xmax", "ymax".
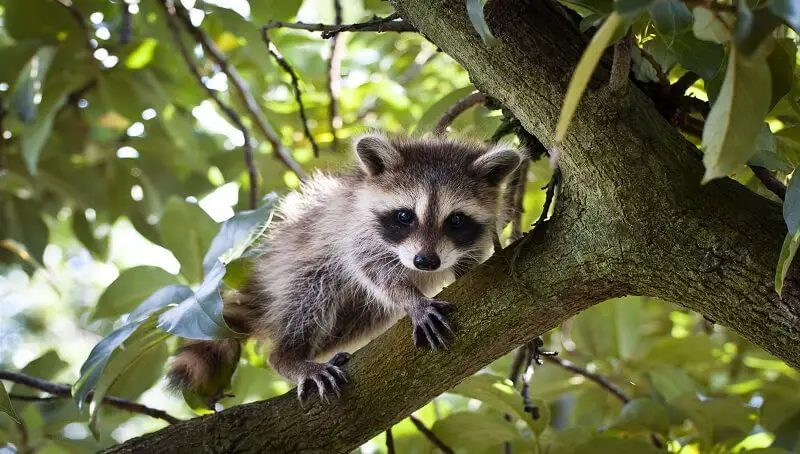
[{"xmin": 355, "ymin": 133, "xmax": 522, "ymax": 273}]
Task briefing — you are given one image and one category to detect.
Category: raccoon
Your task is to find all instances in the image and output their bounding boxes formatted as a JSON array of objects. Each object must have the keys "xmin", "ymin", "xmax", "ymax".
[{"xmin": 168, "ymin": 133, "xmax": 523, "ymax": 403}]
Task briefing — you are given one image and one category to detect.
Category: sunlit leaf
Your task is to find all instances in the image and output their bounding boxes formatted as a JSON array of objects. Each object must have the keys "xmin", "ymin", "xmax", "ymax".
[
  {"xmin": 92, "ymin": 266, "xmax": 182, "ymax": 320},
  {"xmin": 692, "ymin": 7, "xmax": 733, "ymax": 43},
  {"xmin": 125, "ymin": 39, "xmax": 158, "ymax": 69},
  {"xmin": 466, "ymin": 0, "xmax": 498, "ymax": 46},
  {"xmin": 249, "ymin": 0, "xmax": 302, "ymax": 23},
  {"xmin": 701, "ymin": 46, "xmax": 772, "ymax": 182},
  {"xmin": 128, "ymin": 284, "xmax": 194, "ymax": 323},
  {"xmin": 157, "ymin": 261, "xmax": 237, "ymax": 340},
  {"xmin": 432, "ymin": 411, "xmax": 524, "ymax": 451},
  {"xmin": 648, "ymin": 366, "xmax": 699, "ymax": 401},
  {"xmin": 0, "ymin": 385, "xmax": 19, "ymax": 424},
  {"xmin": 555, "ymin": 12, "xmax": 622, "ymax": 143}
]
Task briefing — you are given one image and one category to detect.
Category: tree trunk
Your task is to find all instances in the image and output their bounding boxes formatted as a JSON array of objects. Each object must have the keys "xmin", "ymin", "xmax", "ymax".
[{"xmin": 105, "ymin": 0, "xmax": 800, "ymax": 452}]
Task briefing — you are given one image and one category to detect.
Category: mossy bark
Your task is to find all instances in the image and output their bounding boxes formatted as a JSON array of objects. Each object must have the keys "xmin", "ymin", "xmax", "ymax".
[{"xmin": 105, "ymin": 1, "xmax": 800, "ymax": 452}]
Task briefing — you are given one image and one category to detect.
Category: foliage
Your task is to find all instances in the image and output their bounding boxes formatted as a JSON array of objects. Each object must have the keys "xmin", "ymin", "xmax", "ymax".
[{"xmin": 0, "ymin": 0, "xmax": 798, "ymax": 453}]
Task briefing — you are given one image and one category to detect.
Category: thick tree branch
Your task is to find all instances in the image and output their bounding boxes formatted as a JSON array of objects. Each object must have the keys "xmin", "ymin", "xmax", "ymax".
[
  {"xmin": 0, "ymin": 371, "xmax": 180, "ymax": 425},
  {"xmin": 170, "ymin": 1, "xmax": 308, "ymax": 179},
  {"xmin": 159, "ymin": 2, "xmax": 258, "ymax": 209},
  {"xmin": 105, "ymin": 1, "xmax": 800, "ymax": 452}
]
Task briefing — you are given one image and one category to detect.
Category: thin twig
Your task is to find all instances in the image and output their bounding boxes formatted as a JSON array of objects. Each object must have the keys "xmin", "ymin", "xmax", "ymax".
[
  {"xmin": 170, "ymin": 1, "xmax": 308, "ymax": 180},
  {"xmin": 327, "ymin": 0, "xmax": 344, "ymax": 151},
  {"xmin": 409, "ymin": 414, "xmax": 454, "ymax": 454},
  {"xmin": 261, "ymin": 30, "xmax": 321, "ymax": 158},
  {"xmin": 263, "ymin": 13, "xmax": 417, "ymax": 39},
  {"xmin": 608, "ymin": 33, "xmax": 632, "ymax": 93},
  {"xmin": 120, "ymin": 0, "xmax": 133, "ymax": 45},
  {"xmin": 433, "ymin": 92, "xmax": 487, "ymax": 135},
  {"xmin": 9, "ymin": 393, "xmax": 61, "ymax": 402},
  {"xmin": 0, "ymin": 371, "xmax": 181, "ymax": 425},
  {"xmin": 637, "ymin": 44, "xmax": 669, "ymax": 89},
  {"xmin": 750, "ymin": 166, "xmax": 787, "ymax": 201},
  {"xmin": 159, "ymin": 2, "xmax": 258, "ymax": 209},
  {"xmin": 386, "ymin": 427, "xmax": 396, "ymax": 454},
  {"xmin": 542, "ymin": 356, "xmax": 629, "ymax": 403},
  {"xmin": 54, "ymin": 0, "xmax": 95, "ymax": 54},
  {"xmin": 0, "ymin": 97, "xmax": 6, "ymax": 172}
]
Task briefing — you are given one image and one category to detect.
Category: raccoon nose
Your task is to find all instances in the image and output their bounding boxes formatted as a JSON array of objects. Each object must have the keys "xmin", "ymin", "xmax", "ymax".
[{"xmin": 413, "ymin": 253, "xmax": 440, "ymax": 271}]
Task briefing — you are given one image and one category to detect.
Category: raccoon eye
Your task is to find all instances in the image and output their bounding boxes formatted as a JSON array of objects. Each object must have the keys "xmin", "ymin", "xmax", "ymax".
[
  {"xmin": 396, "ymin": 209, "xmax": 414, "ymax": 225},
  {"xmin": 447, "ymin": 213, "xmax": 465, "ymax": 228}
]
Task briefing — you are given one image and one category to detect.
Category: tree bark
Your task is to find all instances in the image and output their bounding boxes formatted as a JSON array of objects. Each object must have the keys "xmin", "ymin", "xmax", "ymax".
[{"xmin": 106, "ymin": 0, "xmax": 800, "ymax": 452}]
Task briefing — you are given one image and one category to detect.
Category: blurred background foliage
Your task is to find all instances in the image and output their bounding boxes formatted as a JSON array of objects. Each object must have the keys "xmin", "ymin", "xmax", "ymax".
[{"xmin": 0, "ymin": 0, "xmax": 798, "ymax": 453}]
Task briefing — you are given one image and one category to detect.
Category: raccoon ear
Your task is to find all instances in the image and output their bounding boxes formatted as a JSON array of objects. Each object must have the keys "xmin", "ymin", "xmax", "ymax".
[
  {"xmin": 354, "ymin": 133, "xmax": 401, "ymax": 176},
  {"xmin": 471, "ymin": 147, "xmax": 523, "ymax": 185}
]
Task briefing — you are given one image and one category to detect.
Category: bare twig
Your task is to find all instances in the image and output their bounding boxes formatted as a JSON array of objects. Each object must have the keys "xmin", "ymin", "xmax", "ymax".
[
  {"xmin": 0, "ymin": 371, "xmax": 181, "ymax": 425},
  {"xmin": 637, "ymin": 44, "xmax": 669, "ymax": 89},
  {"xmin": 409, "ymin": 414, "xmax": 454, "ymax": 454},
  {"xmin": 608, "ymin": 33, "xmax": 632, "ymax": 93},
  {"xmin": 120, "ymin": 0, "xmax": 133, "ymax": 45},
  {"xmin": 433, "ymin": 91, "xmax": 487, "ymax": 135},
  {"xmin": 0, "ymin": 98, "xmax": 6, "ymax": 172},
  {"xmin": 159, "ymin": 2, "xmax": 258, "ymax": 209},
  {"xmin": 386, "ymin": 427, "xmax": 396, "ymax": 454},
  {"xmin": 54, "ymin": 0, "xmax": 95, "ymax": 54},
  {"xmin": 327, "ymin": 0, "xmax": 344, "ymax": 151},
  {"xmin": 534, "ymin": 168, "xmax": 561, "ymax": 228},
  {"xmin": 8, "ymin": 393, "xmax": 60, "ymax": 402},
  {"xmin": 261, "ymin": 30, "xmax": 321, "ymax": 158},
  {"xmin": 749, "ymin": 166, "xmax": 787, "ymax": 201},
  {"xmin": 542, "ymin": 355, "xmax": 629, "ymax": 403},
  {"xmin": 263, "ymin": 13, "xmax": 417, "ymax": 39},
  {"xmin": 170, "ymin": 1, "xmax": 308, "ymax": 180}
]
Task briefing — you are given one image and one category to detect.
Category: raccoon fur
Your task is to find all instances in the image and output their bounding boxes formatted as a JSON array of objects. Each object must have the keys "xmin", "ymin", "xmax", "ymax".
[{"xmin": 168, "ymin": 133, "xmax": 523, "ymax": 403}]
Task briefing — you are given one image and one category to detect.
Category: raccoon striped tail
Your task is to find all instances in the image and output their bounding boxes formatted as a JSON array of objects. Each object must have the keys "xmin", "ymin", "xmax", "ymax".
[{"xmin": 166, "ymin": 295, "xmax": 258, "ymax": 404}]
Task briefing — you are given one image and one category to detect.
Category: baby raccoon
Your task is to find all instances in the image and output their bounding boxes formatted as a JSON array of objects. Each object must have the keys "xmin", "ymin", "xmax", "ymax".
[{"xmin": 168, "ymin": 133, "xmax": 523, "ymax": 402}]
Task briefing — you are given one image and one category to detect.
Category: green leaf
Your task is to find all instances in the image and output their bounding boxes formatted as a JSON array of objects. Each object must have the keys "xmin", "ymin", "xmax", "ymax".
[
  {"xmin": 772, "ymin": 410, "xmax": 800, "ymax": 451},
  {"xmin": 648, "ymin": 0, "xmax": 692, "ymax": 44},
  {"xmin": 157, "ymin": 261, "xmax": 237, "ymax": 340},
  {"xmin": 609, "ymin": 398, "xmax": 670, "ymax": 434},
  {"xmin": 108, "ymin": 342, "xmax": 168, "ymax": 400},
  {"xmin": 414, "ymin": 86, "xmax": 477, "ymax": 134},
  {"xmin": 159, "ymin": 198, "xmax": 218, "ymax": 284},
  {"xmin": 0, "ymin": 41, "xmax": 43, "ymax": 89},
  {"xmin": 670, "ymin": 394, "xmax": 755, "ymax": 446},
  {"xmin": 749, "ymin": 125, "xmax": 790, "ymax": 172},
  {"xmin": 571, "ymin": 297, "xmax": 645, "ymax": 359},
  {"xmin": 2, "ymin": 196, "xmax": 50, "ymax": 265},
  {"xmin": 72, "ymin": 211, "xmax": 109, "ymax": 260},
  {"xmin": 3, "ymin": 0, "xmax": 77, "ymax": 41},
  {"xmin": 616, "ymin": 0, "xmax": 656, "ymax": 16},
  {"xmin": 202, "ymin": 194, "xmax": 277, "ymax": 273},
  {"xmin": 540, "ymin": 428, "xmax": 595, "ymax": 454},
  {"xmin": 647, "ymin": 365, "xmax": 699, "ymax": 401},
  {"xmin": 767, "ymin": 38, "xmax": 796, "ymax": 110},
  {"xmin": 222, "ymin": 257, "xmax": 252, "ymax": 290},
  {"xmin": 92, "ymin": 266, "xmax": 182, "ymax": 320},
  {"xmin": 769, "ymin": 0, "xmax": 800, "ymax": 32},
  {"xmin": 466, "ymin": 0, "xmax": 498, "ymax": 46},
  {"xmin": 451, "ymin": 374, "xmax": 549, "ymax": 434},
  {"xmin": 556, "ymin": 12, "xmax": 622, "ymax": 143},
  {"xmin": 701, "ymin": 46, "xmax": 772, "ymax": 183},
  {"xmin": 125, "ymin": 39, "xmax": 158, "ymax": 69},
  {"xmin": 249, "ymin": 0, "xmax": 302, "ymax": 23},
  {"xmin": 784, "ymin": 170, "xmax": 800, "ymax": 234},
  {"xmin": 670, "ymin": 33, "xmax": 725, "ymax": 79},
  {"xmin": 432, "ymin": 412, "xmax": 524, "ymax": 451},
  {"xmin": 775, "ymin": 230, "xmax": 800, "ymax": 296},
  {"xmin": 128, "ymin": 284, "xmax": 194, "ymax": 323},
  {"xmin": 11, "ymin": 350, "xmax": 67, "ymax": 399},
  {"xmin": 87, "ymin": 317, "xmax": 170, "ymax": 439},
  {"xmin": 0, "ymin": 384, "xmax": 19, "ymax": 424},
  {"xmin": 692, "ymin": 7, "xmax": 734, "ymax": 43}
]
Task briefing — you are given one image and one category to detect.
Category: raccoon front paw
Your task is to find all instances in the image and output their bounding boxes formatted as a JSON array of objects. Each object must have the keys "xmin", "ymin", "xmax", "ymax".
[
  {"xmin": 411, "ymin": 300, "xmax": 455, "ymax": 350},
  {"xmin": 296, "ymin": 354, "xmax": 350, "ymax": 403}
]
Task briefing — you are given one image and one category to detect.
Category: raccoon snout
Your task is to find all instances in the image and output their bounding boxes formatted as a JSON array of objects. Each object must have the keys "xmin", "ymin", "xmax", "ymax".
[{"xmin": 413, "ymin": 253, "xmax": 441, "ymax": 271}]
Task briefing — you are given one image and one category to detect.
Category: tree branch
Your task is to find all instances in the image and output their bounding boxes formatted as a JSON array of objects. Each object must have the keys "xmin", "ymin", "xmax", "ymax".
[
  {"xmin": 0, "ymin": 371, "xmax": 181, "ymax": 425},
  {"xmin": 159, "ymin": 1, "xmax": 258, "ymax": 209},
  {"xmin": 408, "ymin": 415, "xmax": 454, "ymax": 454},
  {"xmin": 262, "ymin": 13, "xmax": 417, "ymax": 39},
  {"xmin": 433, "ymin": 91, "xmax": 487, "ymax": 135},
  {"xmin": 261, "ymin": 30, "xmax": 321, "ymax": 158},
  {"xmin": 543, "ymin": 356, "xmax": 628, "ymax": 403},
  {"xmin": 608, "ymin": 33, "xmax": 632, "ymax": 93},
  {"xmin": 749, "ymin": 166, "xmax": 787, "ymax": 201},
  {"xmin": 327, "ymin": 0, "xmax": 344, "ymax": 151},
  {"xmin": 104, "ymin": 1, "xmax": 800, "ymax": 451},
  {"xmin": 637, "ymin": 43, "xmax": 669, "ymax": 89},
  {"xmin": 169, "ymin": 1, "xmax": 308, "ymax": 180}
]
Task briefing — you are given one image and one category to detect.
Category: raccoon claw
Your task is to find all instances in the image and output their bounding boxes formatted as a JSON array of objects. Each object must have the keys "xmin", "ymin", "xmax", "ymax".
[
  {"xmin": 296, "ymin": 355, "xmax": 350, "ymax": 404},
  {"xmin": 411, "ymin": 300, "xmax": 455, "ymax": 350}
]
